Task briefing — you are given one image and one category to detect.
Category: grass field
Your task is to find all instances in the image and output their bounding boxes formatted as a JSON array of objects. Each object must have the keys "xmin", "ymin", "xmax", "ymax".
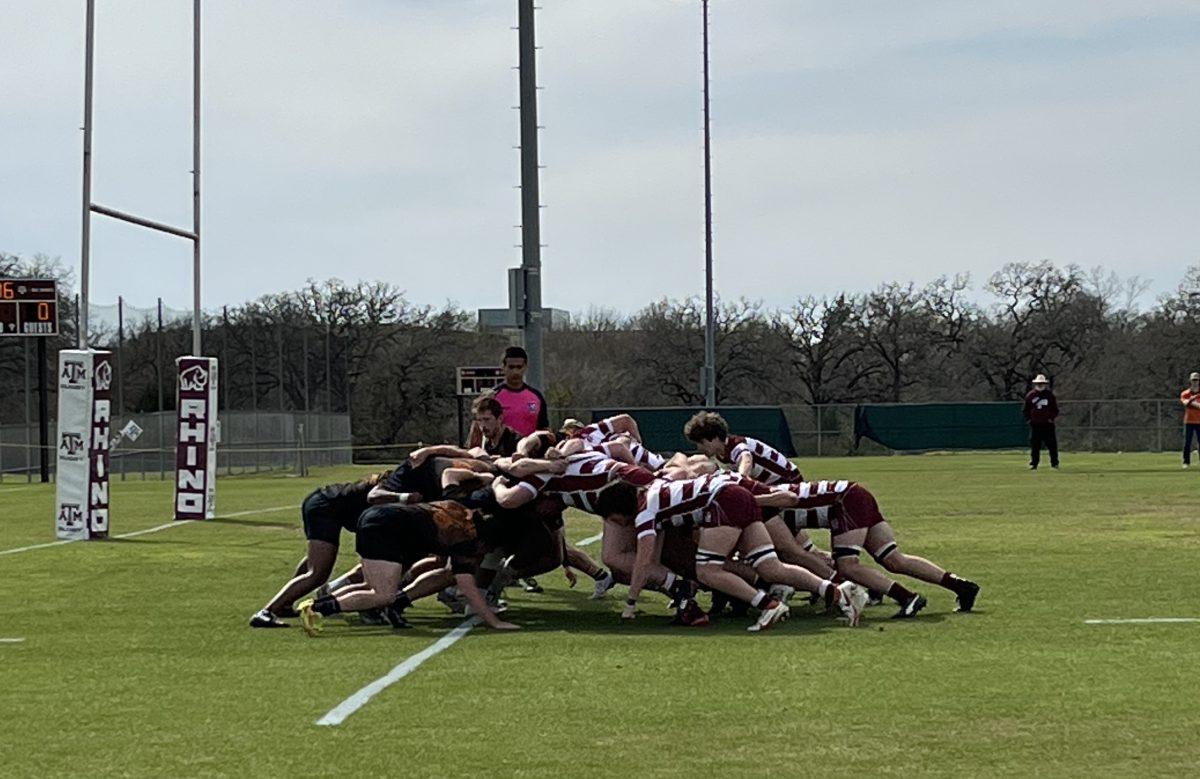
[{"xmin": 2, "ymin": 452, "xmax": 1199, "ymax": 777}]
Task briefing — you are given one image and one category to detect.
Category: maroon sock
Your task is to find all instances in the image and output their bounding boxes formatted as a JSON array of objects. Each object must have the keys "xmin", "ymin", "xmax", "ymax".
[
  {"xmin": 823, "ymin": 585, "xmax": 836, "ymax": 609},
  {"xmin": 887, "ymin": 582, "xmax": 915, "ymax": 604}
]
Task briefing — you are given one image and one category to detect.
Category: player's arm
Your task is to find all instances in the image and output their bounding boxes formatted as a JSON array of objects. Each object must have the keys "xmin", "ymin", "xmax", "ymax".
[
  {"xmin": 490, "ymin": 479, "xmax": 538, "ymax": 509},
  {"xmin": 604, "ymin": 414, "xmax": 642, "ymax": 443},
  {"xmin": 467, "ymin": 421, "xmax": 483, "ymax": 448},
  {"xmin": 367, "ymin": 485, "xmax": 421, "ymax": 505},
  {"xmin": 755, "ymin": 489, "xmax": 798, "ymax": 508},
  {"xmin": 410, "ymin": 444, "xmax": 471, "ymax": 466},
  {"xmin": 623, "ymin": 528, "xmax": 657, "ymax": 619},
  {"xmin": 736, "ymin": 451, "xmax": 755, "ymax": 477},
  {"xmin": 601, "ymin": 441, "xmax": 637, "ymax": 465},
  {"xmin": 455, "ymin": 572, "xmax": 518, "ymax": 630},
  {"xmin": 502, "ymin": 457, "xmax": 567, "ymax": 478}
]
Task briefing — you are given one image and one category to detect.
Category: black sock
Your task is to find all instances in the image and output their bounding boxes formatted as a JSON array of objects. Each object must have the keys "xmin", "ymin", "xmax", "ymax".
[
  {"xmin": 887, "ymin": 582, "xmax": 916, "ymax": 604},
  {"xmin": 393, "ymin": 594, "xmax": 413, "ymax": 612},
  {"xmin": 592, "ymin": 568, "xmax": 609, "ymax": 582},
  {"xmin": 313, "ymin": 595, "xmax": 341, "ymax": 616},
  {"xmin": 939, "ymin": 572, "xmax": 971, "ymax": 594}
]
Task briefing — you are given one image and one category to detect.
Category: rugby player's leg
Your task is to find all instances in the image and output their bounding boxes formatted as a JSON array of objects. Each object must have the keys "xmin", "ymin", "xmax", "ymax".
[
  {"xmin": 603, "ymin": 520, "xmax": 677, "ymax": 594},
  {"xmin": 832, "ymin": 528, "xmax": 926, "ymax": 618},
  {"xmin": 866, "ymin": 522, "xmax": 979, "ymax": 612},
  {"xmin": 741, "ymin": 522, "xmax": 864, "ymax": 625},
  {"xmin": 765, "ymin": 517, "xmax": 836, "ymax": 578},
  {"xmin": 255, "ymin": 540, "xmax": 338, "ymax": 627},
  {"xmin": 563, "ymin": 539, "xmax": 614, "ymax": 597}
]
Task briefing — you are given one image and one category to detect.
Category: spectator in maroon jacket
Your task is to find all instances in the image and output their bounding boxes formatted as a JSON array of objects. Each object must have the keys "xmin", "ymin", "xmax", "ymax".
[{"xmin": 1023, "ymin": 374, "xmax": 1059, "ymax": 470}]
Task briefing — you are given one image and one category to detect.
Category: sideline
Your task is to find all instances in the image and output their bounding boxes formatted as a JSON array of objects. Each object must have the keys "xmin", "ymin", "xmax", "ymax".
[{"xmin": 0, "ymin": 504, "xmax": 293, "ymax": 557}]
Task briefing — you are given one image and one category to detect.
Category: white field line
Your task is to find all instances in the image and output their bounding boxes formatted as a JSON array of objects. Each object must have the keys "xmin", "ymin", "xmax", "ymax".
[
  {"xmin": 317, "ymin": 527, "xmax": 607, "ymax": 727},
  {"xmin": 316, "ymin": 616, "xmax": 481, "ymax": 726},
  {"xmin": 577, "ymin": 532, "xmax": 602, "ymax": 547},
  {"xmin": 0, "ymin": 505, "xmax": 293, "ymax": 557},
  {"xmin": 0, "ymin": 638, "xmax": 26, "ymax": 644},
  {"xmin": 1084, "ymin": 618, "xmax": 1200, "ymax": 625}
]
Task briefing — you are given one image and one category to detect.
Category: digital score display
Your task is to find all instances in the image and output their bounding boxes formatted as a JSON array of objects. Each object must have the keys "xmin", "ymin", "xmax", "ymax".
[{"xmin": 0, "ymin": 279, "xmax": 59, "ymax": 336}]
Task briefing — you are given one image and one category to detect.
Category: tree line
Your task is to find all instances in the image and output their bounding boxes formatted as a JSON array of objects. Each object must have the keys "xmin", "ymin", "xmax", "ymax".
[{"xmin": 2, "ymin": 251, "xmax": 1197, "ymax": 447}]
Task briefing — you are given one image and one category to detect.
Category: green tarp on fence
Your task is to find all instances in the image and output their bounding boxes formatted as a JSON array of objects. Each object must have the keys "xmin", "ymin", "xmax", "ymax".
[
  {"xmin": 854, "ymin": 402, "xmax": 1027, "ymax": 451},
  {"xmin": 590, "ymin": 407, "xmax": 796, "ymax": 457}
]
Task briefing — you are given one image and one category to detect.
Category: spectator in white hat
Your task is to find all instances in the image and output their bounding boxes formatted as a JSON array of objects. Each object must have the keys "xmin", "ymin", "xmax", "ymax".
[
  {"xmin": 1023, "ymin": 374, "xmax": 1059, "ymax": 470},
  {"xmin": 1181, "ymin": 372, "xmax": 1200, "ymax": 468}
]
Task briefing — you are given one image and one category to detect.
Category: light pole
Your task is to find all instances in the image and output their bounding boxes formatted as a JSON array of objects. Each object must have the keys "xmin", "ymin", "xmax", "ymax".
[{"xmin": 701, "ymin": 0, "xmax": 716, "ymax": 407}]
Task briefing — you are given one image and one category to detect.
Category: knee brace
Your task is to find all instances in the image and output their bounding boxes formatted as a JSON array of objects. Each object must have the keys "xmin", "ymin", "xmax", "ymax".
[
  {"xmin": 871, "ymin": 542, "xmax": 898, "ymax": 565},
  {"xmin": 742, "ymin": 544, "xmax": 779, "ymax": 569},
  {"xmin": 695, "ymin": 549, "xmax": 727, "ymax": 567},
  {"xmin": 833, "ymin": 545, "xmax": 863, "ymax": 560}
]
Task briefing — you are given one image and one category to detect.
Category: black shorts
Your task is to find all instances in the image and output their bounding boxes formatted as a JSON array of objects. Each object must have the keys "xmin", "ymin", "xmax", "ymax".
[
  {"xmin": 302, "ymin": 491, "xmax": 346, "ymax": 545},
  {"xmin": 355, "ymin": 505, "xmax": 441, "ymax": 566}
]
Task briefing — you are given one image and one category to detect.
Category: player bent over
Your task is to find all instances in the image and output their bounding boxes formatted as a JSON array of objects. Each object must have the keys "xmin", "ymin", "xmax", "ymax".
[
  {"xmin": 297, "ymin": 501, "xmax": 518, "ymax": 634},
  {"xmin": 757, "ymin": 480, "xmax": 980, "ymax": 618},
  {"xmin": 250, "ymin": 470, "xmax": 408, "ymax": 628},
  {"xmin": 614, "ymin": 475, "xmax": 865, "ymax": 631},
  {"xmin": 684, "ymin": 411, "xmax": 803, "ymax": 485}
]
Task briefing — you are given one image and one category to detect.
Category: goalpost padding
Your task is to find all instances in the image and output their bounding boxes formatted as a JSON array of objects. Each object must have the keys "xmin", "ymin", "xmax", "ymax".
[
  {"xmin": 174, "ymin": 356, "xmax": 218, "ymax": 520},
  {"xmin": 54, "ymin": 349, "xmax": 113, "ymax": 540}
]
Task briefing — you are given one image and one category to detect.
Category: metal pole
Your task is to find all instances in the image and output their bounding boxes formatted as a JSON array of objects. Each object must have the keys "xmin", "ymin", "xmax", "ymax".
[
  {"xmin": 302, "ymin": 328, "xmax": 310, "ymax": 415},
  {"xmin": 701, "ymin": 0, "xmax": 716, "ymax": 407},
  {"xmin": 276, "ymin": 322, "xmax": 284, "ymax": 411},
  {"xmin": 250, "ymin": 330, "xmax": 259, "ymax": 473},
  {"xmin": 79, "ymin": 0, "xmax": 95, "ymax": 350},
  {"xmin": 517, "ymin": 0, "xmax": 544, "ymax": 389},
  {"xmin": 117, "ymin": 296, "xmax": 125, "ymax": 480},
  {"xmin": 156, "ymin": 298, "xmax": 165, "ymax": 478},
  {"xmin": 191, "ymin": 0, "xmax": 202, "ymax": 357},
  {"xmin": 325, "ymin": 316, "xmax": 332, "ymax": 413},
  {"xmin": 24, "ymin": 339, "xmax": 32, "ymax": 482},
  {"xmin": 37, "ymin": 337, "xmax": 50, "ymax": 482}
]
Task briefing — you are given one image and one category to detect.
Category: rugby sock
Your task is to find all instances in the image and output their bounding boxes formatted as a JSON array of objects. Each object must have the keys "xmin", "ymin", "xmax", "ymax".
[
  {"xmin": 830, "ymin": 571, "xmax": 846, "ymax": 585},
  {"xmin": 392, "ymin": 594, "xmax": 413, "ymax": 612},
  {"xmin": 750, "ymin": 590, "xmax": 769, "ymax": 608},
  {"xmin": 662, "ymin": 572, "xmax": 678, "ymax": 591},
  {"xmin": 591, "ymin": 568, "xmax": 610, "ymax": 582},
  {"xmin": 886, "ymin": 582, "xmax": 916, "ymax": 604},
  {"xmin": 939, "ymin": 572, "xmax": 969, "ymax": 594},
  {"xmin": 312, "ymin": 595, "xmax": 341, "ymax": 616},
  {"xmin": 819, "ymin": 580, "xmax": 835, "ymax": 608},
  {"xmin": 327, "ymin": 571, "xmax": 357, "ymax": 592}
]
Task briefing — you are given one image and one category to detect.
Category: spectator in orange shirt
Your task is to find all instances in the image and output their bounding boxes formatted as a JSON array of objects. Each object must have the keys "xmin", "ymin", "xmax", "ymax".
[{"xmin": 1181, "ymin": 372, "xmax": 1200, "ymax": 469}]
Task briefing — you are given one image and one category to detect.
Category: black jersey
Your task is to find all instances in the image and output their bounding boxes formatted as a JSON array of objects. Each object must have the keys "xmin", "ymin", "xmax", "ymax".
[
  {"xmin": 310, "ymin": 470, "xmax": 394, "ymax": 531},
  {"xmin": 483, "ymin": 426, "xmax": 521, "ymax": 458},
  {"xmin": 355, "ymin": 501, "xmax": 493, "ymax": 573}
]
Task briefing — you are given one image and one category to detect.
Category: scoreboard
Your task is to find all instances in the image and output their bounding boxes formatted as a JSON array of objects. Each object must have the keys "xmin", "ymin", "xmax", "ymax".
[
  {"xmin": 0, "ymin": 279, "xmax": 59, "ymax": 336},
  {"xmin": 456, "ymin": 366, "xmax": 505, "ymax": 395}
]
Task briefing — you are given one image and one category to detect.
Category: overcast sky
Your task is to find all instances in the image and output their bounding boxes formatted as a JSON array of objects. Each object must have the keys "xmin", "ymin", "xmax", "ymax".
[{"xmin": 3, "ymin": 1, "xmax": 1198, "ymax": 315}]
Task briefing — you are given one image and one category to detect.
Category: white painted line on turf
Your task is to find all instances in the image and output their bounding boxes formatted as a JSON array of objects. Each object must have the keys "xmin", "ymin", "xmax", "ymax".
[
  {"xmin": 1084, "ymin": 618, "xmax": 1200, "ymax": 625},
  {"xmin": 0, "ymin": 638, "xmax": 26, "ymax": 644},
  {"xmin": 0, "ymin": 505, "xmax": 294, "ymax": 556},
  {"xmin": 316, "ymin": 616, "xmax": 482, "ymax": 727},
  {"xmin": 577, "ymin": 532, "xmax": 602, "ymax": 547}
]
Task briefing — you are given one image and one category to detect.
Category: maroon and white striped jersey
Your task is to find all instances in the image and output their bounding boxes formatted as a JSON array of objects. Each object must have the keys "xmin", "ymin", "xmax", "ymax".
[
  {"xmin": 722, "ymin": 435, "xmax": 802, "ymax": 485},
  {"xmin": 776, "ymin": 479, "xmax": 853, "ymax": 529},
  {"xmin": 634, "ymin": 473, "xmax": 740, "ymax": 540},
  {"xmin": 596, "ymin": 439, "xmax": 667, "ymax": 471},
  {"xmin": 577, "ymin": 417, "xmax": 619, "ymax": 446},
  {"xmin": 513, "ymin": 451, "xmax": 654, "ymax": 514}
]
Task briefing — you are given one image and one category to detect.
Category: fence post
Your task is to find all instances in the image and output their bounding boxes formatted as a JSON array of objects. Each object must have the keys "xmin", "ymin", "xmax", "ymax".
[
  {"xmin": 1157, "ymin": 400, "xmax": 1164, "ymax": 453},
  {"xmin": 117, "ymin": 296, "xmax": 125, "ymax": 481},
  {"xmin": 157, "ymin": 298, "xmax": 166, "ymax": 479},
  {"xmin": 815, "ymin": 404, "xmax": 823, "ymax": 458},
  {"xmin": 1088, "ymin": 404, "xmax": 1095, "ymax": 452}
]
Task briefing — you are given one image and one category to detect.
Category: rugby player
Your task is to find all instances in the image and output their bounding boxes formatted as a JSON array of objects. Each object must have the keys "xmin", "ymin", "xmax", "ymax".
[
  {"xmin": 757, "ymin": 480, "xmax": 980, "ymax": 617},
  {"xmin": 683, "ymin": 411, "xmax": 803, "ymax": 485},
  {"xmin": 298, "ymin": 501, "xmax": 518, "ymax": 634},
  {"xmin": 605, "ymin": 472, "xmax": 866, "ymax": 631},
  {"xmin": 249, "ymin": 469, "xmax": 414, "ymax": 628}
]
